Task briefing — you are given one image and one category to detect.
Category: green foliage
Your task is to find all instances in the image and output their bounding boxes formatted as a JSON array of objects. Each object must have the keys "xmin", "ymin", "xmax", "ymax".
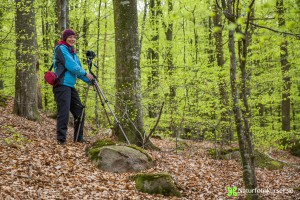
[{"xmin": 0, "ymin": 0, "xmax": 299, "ymax": 151}]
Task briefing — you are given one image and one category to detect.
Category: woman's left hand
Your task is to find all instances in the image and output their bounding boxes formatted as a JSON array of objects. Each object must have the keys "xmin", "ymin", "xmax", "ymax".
[{"xmin": 85, "ymin": 73, "xmax": 94, "ymax": 81}]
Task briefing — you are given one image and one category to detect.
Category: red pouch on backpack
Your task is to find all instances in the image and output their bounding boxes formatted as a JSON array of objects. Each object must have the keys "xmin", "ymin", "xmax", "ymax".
[{"xmin": 44, "ymin": 70, "xmax": 58, "ymax": 86}]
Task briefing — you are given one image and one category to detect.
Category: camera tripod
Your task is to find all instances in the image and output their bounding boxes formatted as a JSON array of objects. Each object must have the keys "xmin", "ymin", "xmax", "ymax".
[{"xmin": 75, "ymin": 51, "xmax": 130, "ymax": 144}]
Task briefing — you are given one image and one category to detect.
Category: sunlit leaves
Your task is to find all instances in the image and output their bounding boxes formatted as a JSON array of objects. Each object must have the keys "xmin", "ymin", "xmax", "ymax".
[
  {"xmin": 227, "ymin": 23, "xmax": 237, "ymax": 31},
  {"xmin": 235, "ymin": 32, "xmax": 245, "ymax": 41},
  {"xmin": 212, "ymin": 27, "xmax": 222, "ymax": 33},
  {"xmin": 236, "ymin": 17, "xmax": 245, "ymax": 25}
]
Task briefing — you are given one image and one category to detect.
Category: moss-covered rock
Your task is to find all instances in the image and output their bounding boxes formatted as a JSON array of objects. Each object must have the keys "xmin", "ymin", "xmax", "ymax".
[
  {"xmin": 87, "ymin": 139, "xmax": 153, "ymax": 173},
  {"xmin": 294, "ymin": 187, "xmax": 300, "ymax": 192},
  {"xmin": 223, "ymin": 151, "xmax": 241, "ymax": 161},
  {"xmin": 133, "ymin": 173, "xmax": 181, "ymax": 197},
  {"xmin": 86, "ymin": 139, "xmax": 116, "ymax": 159},
  {"xmin": 290, "ymin": 140, "xmax": 300, "ymax": 157},
  {"xmin": 208, "ymin": 148, "xmax": 285, "ymax": 170},
  {"xmin": 128, "ymin": 144, "xmax": 153, "ymax": 162},
  {"xmin": 208, "ymin": 147, "xmax": 239, "ymax": 159}
]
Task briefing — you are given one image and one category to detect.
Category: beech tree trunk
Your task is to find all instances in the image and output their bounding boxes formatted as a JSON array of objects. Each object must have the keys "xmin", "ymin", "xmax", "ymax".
[
  {"xmin": 14, "ymin": 0, "xmax": 39, "ymax": 121},
  {"xmin": 147, "ymin": 0, "xmax": 161, "ymax": 118},
  {"xmin": 165, "ymin": 0, "xmax": 176, "ymax": 132},
  {"xmin": 277, "ymin": 0, "xmax": 291, "ymax": 131},
  {"xmin": 221, "ymin": 0, "xmax": 259, "ymax": 199},
  {"xmin": 55, "ymin": 0, "xmax": 69, "ymax": 32},
  {"xmin": 113, "ymin": 0, "xmax": 145, "ymax": 145},
  {"xmin": 213, "ymin": 3, "xmax": 232, "ymax": 142}
]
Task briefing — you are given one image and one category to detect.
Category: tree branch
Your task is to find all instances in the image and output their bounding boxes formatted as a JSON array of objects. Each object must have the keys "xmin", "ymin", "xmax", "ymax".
[
  {"xmin": 143, "ymin": 102, "xmax": 164, "ymax": 146},
  {"xmin": 250, "ymin": 22, "xmax": 300, "ymax": 38}
]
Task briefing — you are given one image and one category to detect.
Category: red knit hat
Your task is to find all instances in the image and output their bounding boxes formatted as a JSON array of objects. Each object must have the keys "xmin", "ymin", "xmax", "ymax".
[{"xmin": 62, "ymin": 29, "xmax": 76, "ymax": 41}]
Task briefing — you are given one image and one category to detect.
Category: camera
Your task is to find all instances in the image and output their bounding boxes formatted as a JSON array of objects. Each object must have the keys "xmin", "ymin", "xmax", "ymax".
[{"xmin": 86, "ymin": 50, "xmax": 95, "ymax": 60}]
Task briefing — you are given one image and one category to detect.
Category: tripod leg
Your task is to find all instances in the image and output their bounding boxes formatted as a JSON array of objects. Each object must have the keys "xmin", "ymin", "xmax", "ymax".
[
  {"xmin": 93, "ymin": 80, "xmax": 130, "ymax": 144},
  {"xmin": 93, "ymin": 84, "xmax": 112, "ymax": 126},
  {"xmin": 75, "ymin": 84, "xmax": 90, "ymax": 142}
]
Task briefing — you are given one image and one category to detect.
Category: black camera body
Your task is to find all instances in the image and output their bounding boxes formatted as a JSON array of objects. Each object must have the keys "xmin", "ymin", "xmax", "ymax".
[{"xmin": 86, "ymin": 50, "xmax": 95, "ymax": 60}]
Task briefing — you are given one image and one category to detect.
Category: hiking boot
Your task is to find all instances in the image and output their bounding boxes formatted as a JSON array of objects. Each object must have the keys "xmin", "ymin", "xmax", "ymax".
[
  {"xmin": 76, "ymin": 139, "xmax": 89, "ymax": 144},
  {"xmin": 57, "ymin": 140, "xmax": 66, "ymax": 145}
]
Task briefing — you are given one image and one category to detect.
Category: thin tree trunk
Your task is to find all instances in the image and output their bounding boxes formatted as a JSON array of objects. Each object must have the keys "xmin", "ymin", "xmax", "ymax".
[
  {"xmin": 237, "ymin": 3, "xmax": 258, "ymax": 198},
  {"xmin": 277, "ymin": 0, "xmax": 291, "ymax": 131},
  {"xmin": 258, "ymin": 103, "xmax": 266, "ymax": 127},
  {"xmin": 229, "ymin": 28, "xmax": 258, "ymax": 200},
  {"xmin": 41, "ymin": 5, "xmax": 50, "ymax": 110},
  {"xmin": 147, "ymin": 0, "xmax": 160, "ymax": 118},
  {"xmin": 82, "ymin": 0, "xmax": 89, "ymax": 50},
  {"xmin": 139, "ymin": 0, "xmax": 148, "ymax": 55},
  {"xmin": 14, "ymin": 0, "xmax": 39, "ymax": 121},
  {"xmin": 207, "ymin": 4, "xmax": 214, "ymax": 66},
  {"xmin": 55, "ymin": 0, "xmax": 69, "ymax": 32},
  {"xmin": 213, "ymin": 3, "xmax": 232, "ymax": 142},
  {"xmin": 95, "ymin": 0, "xmax": 103, "ymax": 129},
  {"xmin": 165, "ymin": 0, "xmax": 176, "ymax": 132},
  {"xmin": 100, "ymin": 3, "xmax": 108, "ymax": 127},
  {"xmin": 221, "ymin": 0, "xmax": 259, "ymax": 199},
  {"xmin": 192, "ymin": 6, "xmax": 198, "ymax": 64}
]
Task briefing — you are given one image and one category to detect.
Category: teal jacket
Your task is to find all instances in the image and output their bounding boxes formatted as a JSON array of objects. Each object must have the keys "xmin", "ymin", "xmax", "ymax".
[{"xmin": 54, "ymin": 42, "xmax": 90, "ymax": 88}]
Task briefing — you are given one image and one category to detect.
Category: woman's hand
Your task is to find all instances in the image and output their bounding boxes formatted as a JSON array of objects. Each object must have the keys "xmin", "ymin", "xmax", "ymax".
[{"xmin": 85, "ymin": 73, "xmax": 94, "ymax": 81}]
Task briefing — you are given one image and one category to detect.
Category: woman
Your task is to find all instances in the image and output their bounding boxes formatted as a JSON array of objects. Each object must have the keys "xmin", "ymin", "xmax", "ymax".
[{"xmin": 53, "ymin": 28, "xmax": 94, "ymax": 145}]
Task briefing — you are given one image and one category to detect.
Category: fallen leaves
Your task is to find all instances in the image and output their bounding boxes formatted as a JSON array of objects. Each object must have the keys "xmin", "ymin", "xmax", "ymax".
[{"xmin": 0, "ymin": 100, "xmax": 300, "ymax": 199}]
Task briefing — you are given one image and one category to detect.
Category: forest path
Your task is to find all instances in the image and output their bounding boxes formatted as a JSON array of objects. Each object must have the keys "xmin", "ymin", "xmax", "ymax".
[{"xmin": 0, "ymin": 99, "xmax": 299, "ymax": 199}]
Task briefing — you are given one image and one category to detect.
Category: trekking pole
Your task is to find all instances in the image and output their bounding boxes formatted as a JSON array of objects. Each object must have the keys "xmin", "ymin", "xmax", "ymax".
[
  {"xmin": 86, "ymin": 51, "xmax": 131, "ymax": 144},
  {"xmin": 75, "ymin": 84, "xmax": 90, "ymax": 142}
]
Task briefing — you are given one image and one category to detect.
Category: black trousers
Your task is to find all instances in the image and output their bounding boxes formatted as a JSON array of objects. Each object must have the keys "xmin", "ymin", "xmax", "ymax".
[{"xmin": 53, "ymin": 85, "xmax": 84, "ymax": 142}]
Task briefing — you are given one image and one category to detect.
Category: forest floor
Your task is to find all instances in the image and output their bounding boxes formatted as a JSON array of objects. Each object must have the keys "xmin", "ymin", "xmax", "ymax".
[{"xmin": 0, "ymin": 99, "xmax": 300, "ymax": 200}]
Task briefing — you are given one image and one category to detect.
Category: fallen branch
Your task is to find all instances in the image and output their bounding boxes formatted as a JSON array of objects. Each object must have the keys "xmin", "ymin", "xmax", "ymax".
[{"xmin": 264, "ymin": 152, "xmax": 300, "ymax": 170}]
